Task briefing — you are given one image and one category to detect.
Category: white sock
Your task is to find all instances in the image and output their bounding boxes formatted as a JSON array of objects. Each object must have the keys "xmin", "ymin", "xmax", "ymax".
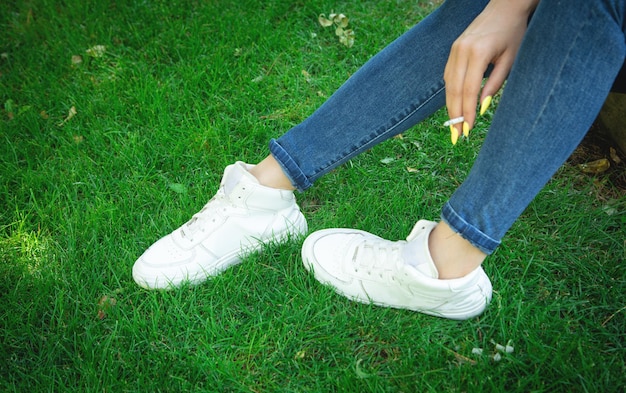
[{"xmin": 401, "ymin": 235, "xmax": 439, "ymax": 279}]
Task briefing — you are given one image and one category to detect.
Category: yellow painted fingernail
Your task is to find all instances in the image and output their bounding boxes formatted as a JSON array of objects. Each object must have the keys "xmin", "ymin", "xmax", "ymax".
[
  {"xmin": 450, "ymin": 125, "xmax": 458, "ymax": 145},
  {"xmin": 463, "ymin": 121, "xmax": 470, "ymax": 137},
  {"xmin": 479, "ymin": 95, "xmax": 492, "ymax": 116}
]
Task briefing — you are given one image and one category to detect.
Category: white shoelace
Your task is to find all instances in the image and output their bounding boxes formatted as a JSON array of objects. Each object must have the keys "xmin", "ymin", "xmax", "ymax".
[
  {"xmin": 350, "ymin": 234, "xmax": 437, "ymax": 279},
  {"xmin": 350, "ymin": 237, "xmax": 406, "ymax": 278},
  {"xmin": 180, "ymin": 189, "xmax": 231, "ymax": 240}
]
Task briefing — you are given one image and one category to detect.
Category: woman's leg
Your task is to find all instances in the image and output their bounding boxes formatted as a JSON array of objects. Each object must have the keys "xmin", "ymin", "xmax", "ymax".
[
  {"xmin": 269, "ymin": 0, "xmax": 489, "ymax": 191},
  {"xmin": 250, "ymin": 0, "xmax": 492, "ymax": 281},
  {"xmin": 249, "ymin": 0, "xmax": 494, "ymax": 281},
  {"xmin": 441, "ymin": 0, "xmax": 626, "ymax": 257},
  {"xmin": 302, "ymin": 0, "xmax": 626, "ymax": 319}
]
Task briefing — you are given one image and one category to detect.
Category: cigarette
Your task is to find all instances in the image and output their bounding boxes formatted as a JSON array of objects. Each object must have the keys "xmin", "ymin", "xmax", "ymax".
[{"xmin": 443, "ymin": 116, "xmax": 464, "ymax": 127}]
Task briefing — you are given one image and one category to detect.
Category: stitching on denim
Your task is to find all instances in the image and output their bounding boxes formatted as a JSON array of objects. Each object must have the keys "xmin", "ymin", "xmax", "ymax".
[
  {"xmin": 444, "ymin": 202, "xmax": 499, "ymax": 245},
  {"xmin": 269, "ymin": 139, "xmax": 311, "ymax": 191}
]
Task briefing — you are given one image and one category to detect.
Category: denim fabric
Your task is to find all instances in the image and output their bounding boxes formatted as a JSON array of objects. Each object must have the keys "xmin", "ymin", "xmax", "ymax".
[
  {"xmin": 270, "ymin": 0, "xmax": 626, "ymax": 254},
  {"xmin": 444, "ymin": 0, "xmax": 626, "ymax": 253},
  {"xmin": 269, "ymin": 0, "xmax": 489, "ymax": 189}
]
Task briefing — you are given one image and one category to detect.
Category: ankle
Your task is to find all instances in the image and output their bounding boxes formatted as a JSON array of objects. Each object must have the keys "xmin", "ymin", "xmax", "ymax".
[
  {"xmin": 249, "ymin": 156, "xmax": 296, "ymax": 191},
  {"xmin": 428, "ymin": 222, "xmax": 486, "ymax": 279}
]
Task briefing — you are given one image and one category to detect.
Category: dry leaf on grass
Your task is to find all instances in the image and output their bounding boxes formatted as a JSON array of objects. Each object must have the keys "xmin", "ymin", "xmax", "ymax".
[
  {"xmin": 318, "ymin": 12, "xmax": 354, "ymax": 47},
  {"xmin": 58, "ymin": 106, "xmax": 77, "ymax": 126}
]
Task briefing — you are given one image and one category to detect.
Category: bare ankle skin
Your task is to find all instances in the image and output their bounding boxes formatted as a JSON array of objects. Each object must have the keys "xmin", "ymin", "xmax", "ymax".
[
  {"xmin": 428, "ymin": 221, "xmax": 487, "ymax": 279},
  {"xmin": 248, "ymin": 155, "xmax": 296, "ymax": 191}
]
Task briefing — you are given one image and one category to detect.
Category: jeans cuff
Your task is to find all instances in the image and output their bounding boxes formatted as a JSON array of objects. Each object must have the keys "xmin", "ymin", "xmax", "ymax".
[
  {"xmin": 440, "ymin": 202, "xmax": 500, "ymax": 255},
  {"xmin": 268, "ymin": 139, "xmax": 312, "ymax": 192}
]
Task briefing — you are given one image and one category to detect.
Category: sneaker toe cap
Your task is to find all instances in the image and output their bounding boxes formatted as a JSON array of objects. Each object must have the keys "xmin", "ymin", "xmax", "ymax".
[
  {"xmin": 302, "ymin": 230, "xmax": 364, "ymax": 284},
  {"xmin": 132, "ymin": 235, "xmax": 205, "ymax": 289}
]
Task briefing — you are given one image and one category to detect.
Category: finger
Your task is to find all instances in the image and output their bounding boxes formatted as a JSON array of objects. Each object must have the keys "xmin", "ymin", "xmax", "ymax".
[
  {"xmin": 443, "ymin": 47, "xmax": 466, "ymax": 120},
  {"xmin": 461, "ymin": 62, "xmax": 484, "ymax": 135},
  {"xmin": 478, "ymin": 59, "xmax": 511, "ymax": 115},
  {"xmin": 443, "ymin": 44, "xmax": 469, "ymax": 144},
  {"xmin": 460, "ymin": 45, "xmax": 494, "ymax": 134},
  {"xmin": 481, "ymin": 64, "xmax": 508, "ymax": 101}
]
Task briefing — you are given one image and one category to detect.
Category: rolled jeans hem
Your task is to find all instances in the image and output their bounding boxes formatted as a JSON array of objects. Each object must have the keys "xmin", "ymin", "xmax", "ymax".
[
  {"xmin": 441, "ymin": 203, "xmax": 500, "ymax": 255},
  {"xmin": 269, "ymin": 138, "xmax": 311, "ymax": 192}
]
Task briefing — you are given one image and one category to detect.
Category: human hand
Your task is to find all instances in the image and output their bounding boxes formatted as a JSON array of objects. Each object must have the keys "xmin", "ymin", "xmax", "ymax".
[{"xmin": 443, "ymin": 0, "xmax": 539, "ymax": 144}]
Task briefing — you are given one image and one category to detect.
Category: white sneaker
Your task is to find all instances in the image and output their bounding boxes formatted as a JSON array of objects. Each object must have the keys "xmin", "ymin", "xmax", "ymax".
[
  {"xmin": 301, "ymin": 220, "xmax": 492, "ymax": 320},
  {"xmin": 133, "ymin": 162, "xmax": 307, "ymax": 289}
]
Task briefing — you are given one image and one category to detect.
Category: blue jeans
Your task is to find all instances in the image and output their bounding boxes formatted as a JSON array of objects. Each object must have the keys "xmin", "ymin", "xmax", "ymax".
[{"xmin": 269, "ymin": 0, "xmax": 626, "ymax": 254}]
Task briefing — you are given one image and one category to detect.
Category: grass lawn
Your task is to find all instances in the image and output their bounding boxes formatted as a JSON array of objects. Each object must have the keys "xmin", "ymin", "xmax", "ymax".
[{"xmin": 1, "ymin": 0, "xmax": 625, "ymax": 391}]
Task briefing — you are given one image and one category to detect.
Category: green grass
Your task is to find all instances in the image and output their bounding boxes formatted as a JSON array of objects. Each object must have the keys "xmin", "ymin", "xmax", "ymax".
[{"xmin": 1, "ymin": 0, "xmax": 625, "ymax": 391}]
